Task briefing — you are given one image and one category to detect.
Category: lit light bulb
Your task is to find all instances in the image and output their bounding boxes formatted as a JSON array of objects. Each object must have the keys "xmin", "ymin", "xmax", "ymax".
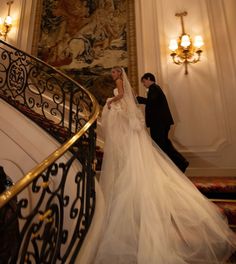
[
  {"xmin": 4, "ymin": 16, "xmax": 12, "ymax": 26},
  {"xmin": 194, "ymin": 35, "xmax": 204, "ymax": 49},
  {"xmin": 0, "ymin": 17, "xmax": 4, "ymax": 26},
  {"xmin": 180, "ymin": 34, "xmax": 191, "ymax": 48},
  {"xmin": 169, "ymin": 39, "xmax": 178, "ymax": 51}
]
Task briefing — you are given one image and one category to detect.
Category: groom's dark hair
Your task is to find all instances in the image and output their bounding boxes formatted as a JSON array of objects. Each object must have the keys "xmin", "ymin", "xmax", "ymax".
[{"xmin": 141, "ymin": 73, "xmax": 156, "ymax": 82}]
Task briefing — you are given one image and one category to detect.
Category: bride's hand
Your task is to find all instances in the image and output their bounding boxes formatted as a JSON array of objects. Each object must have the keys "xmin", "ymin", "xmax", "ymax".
[{"xmin": 107, "ymin": 100, "xmax": 112, "ymax": 109}]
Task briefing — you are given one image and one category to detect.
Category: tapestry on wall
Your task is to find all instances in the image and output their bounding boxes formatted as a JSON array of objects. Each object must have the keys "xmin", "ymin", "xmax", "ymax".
[{"xmin": 36, "ymin": 0, "xmax": 137, "ymax": 106}]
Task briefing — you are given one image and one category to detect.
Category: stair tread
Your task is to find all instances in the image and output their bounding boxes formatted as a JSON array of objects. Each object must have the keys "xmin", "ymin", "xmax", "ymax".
[{"xmin": 190, "ymin": 176, "xmax": 236, "ymax": 193}]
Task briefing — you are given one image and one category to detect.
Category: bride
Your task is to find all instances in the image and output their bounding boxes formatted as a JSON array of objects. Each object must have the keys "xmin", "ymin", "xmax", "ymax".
[{"xmin": 90, "ymin": 67, "xmax": 236, "ymax": 263}]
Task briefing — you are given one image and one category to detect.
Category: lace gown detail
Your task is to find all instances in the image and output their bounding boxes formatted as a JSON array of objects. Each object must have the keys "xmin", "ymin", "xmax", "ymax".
[{"xmin": 92, "ymin": 88, "xmax": 236, "ymax": 264}]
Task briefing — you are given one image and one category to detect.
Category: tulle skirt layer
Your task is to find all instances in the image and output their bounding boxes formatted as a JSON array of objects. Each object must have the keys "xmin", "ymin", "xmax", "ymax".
[{"xmin": 93, "ymin": 105, "xmax": 236, "ymax": 264}]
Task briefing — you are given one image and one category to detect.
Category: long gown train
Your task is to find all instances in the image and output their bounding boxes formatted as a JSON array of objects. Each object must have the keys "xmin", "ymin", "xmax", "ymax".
[{"xmin": 92, "ymin": 89, "xmax": 236, "ymax": 264}]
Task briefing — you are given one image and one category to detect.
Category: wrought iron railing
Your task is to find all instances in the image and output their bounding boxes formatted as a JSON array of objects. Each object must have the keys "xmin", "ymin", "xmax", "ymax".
[{"xmin": 0, "ymin": 40, "xmax": 100, "ymax": 263}]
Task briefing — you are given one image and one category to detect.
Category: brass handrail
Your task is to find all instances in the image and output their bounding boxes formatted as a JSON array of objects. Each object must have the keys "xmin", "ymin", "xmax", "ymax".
[
  {"xmin": 0, "ymin": 39, "xmax": 100, "ymax": 208},
  {"xmin": 0, "ymin": 103, "xmax": 99, "ymax": 208},
  {"xmin": 209, "ymin": 199, "xmax": 236, "ymax": 203}
]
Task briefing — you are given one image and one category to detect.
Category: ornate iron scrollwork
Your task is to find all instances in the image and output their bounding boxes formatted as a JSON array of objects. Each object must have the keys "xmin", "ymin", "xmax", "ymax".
[{"xmin": 0, "ymin": 40, "xmax": 98, "ymax": 263}]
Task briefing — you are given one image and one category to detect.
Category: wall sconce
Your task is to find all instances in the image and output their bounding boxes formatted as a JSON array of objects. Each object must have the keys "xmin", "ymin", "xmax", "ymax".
[
  {"xmin": 0, "ymin": 1, "xmax": 14, "ymax": 41},
  {"xmin": 169, "ymin": 11, "xmax": 204, "ymax": 75}
]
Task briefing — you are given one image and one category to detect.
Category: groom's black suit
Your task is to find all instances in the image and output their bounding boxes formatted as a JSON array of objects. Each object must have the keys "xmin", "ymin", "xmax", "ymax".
[{"xmin": 137, "ymin": 83, "xmax": 189, "ymax": 173}]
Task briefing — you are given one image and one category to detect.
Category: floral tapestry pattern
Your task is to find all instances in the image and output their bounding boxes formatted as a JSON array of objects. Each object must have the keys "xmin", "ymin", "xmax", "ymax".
[{"xmin": 37, "ymin": 0, "xmax": 131, "ymax": 105}]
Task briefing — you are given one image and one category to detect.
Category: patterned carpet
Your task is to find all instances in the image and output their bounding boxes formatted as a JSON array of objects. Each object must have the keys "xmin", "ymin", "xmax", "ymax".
[
  {"xmin": 190, "ymin": 176, "xmax": 236, "ymax": 228},
  {"xmin": 190, "ymin": 176, "xmax": 236, "ymax": 262},
  {"xmin": 190, "ymin": 176, "xmax": 236, "ymax": 199}
]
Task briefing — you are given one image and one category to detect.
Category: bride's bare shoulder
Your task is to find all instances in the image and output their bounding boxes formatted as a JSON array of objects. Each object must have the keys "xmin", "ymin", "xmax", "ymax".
[{"xmin": 116, "ymin": 78, "xmax": 123, "ymax": 84}]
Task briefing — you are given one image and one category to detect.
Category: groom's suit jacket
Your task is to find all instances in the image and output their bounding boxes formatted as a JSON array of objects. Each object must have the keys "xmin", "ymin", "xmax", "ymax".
[{"xmin": 137, "ymin": 83, "xmax": 174, "ymax": 129}]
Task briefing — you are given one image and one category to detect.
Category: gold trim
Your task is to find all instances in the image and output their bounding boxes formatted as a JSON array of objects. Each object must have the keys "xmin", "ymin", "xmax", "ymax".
[
  {"xmin": 41, "ymin": 181, "xmax": 49, "ymax": 189},
  {"xmin": 127, "ymin": 0, "xmax": 138, "ymax": 94},
  {"xmin": 31, "ymin": 0, "xmax": 43, "ymax": 56},
  {"xmin": 38, "ymin": 209, "xmax": 52, "ymax": 222},
  {"xmin": 210, "ymin": 199, "xmax": 236, "ymax": 203}
]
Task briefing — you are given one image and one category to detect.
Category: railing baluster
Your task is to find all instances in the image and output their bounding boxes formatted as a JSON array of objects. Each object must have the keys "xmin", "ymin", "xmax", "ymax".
[{"xmin": 0, "ymin": 39, "xmax": 99, "ymax": 263}]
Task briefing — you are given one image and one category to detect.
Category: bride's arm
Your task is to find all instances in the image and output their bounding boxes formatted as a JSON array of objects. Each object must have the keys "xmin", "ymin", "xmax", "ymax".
[{"xmin": 107, "ymin": 79, "xmax": 124, "ymax": 109}]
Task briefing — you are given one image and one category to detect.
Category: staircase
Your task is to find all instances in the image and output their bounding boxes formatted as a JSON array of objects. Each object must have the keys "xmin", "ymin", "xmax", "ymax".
[{"xmin": 0, "ymin": 40, "xmax": 99, "ymax": 263}]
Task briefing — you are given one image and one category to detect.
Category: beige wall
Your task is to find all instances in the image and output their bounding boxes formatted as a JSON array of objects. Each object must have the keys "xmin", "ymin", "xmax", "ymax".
[
  {"xmin": 135, "ymin": 0, "xmax": 236, "ymax": 176},
  {"xmin": 2, "ymin": 0, "xmax": 236, "ymax": 176}
]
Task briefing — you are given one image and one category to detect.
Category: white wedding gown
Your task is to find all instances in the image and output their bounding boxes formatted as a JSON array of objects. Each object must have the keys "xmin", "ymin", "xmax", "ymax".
[{"xmin": 88, "ymin": 88, "xmax": 236, "ymax": 264}]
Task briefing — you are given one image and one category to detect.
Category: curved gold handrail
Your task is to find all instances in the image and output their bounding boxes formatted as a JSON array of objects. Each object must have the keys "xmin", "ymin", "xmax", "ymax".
[
  {"xmin": 0, "ymin": 98, "xmax": 99, "ymax": 208},
  {"xmin": 0, "ymin": 40, "xmax": 100, "ymax": 208}
]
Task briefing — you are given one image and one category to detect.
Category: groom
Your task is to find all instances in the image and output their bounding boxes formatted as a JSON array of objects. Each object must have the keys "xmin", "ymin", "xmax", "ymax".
[{"xmin": 136, "ymin": 73, "xmax": 189, "ymax": 173}]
